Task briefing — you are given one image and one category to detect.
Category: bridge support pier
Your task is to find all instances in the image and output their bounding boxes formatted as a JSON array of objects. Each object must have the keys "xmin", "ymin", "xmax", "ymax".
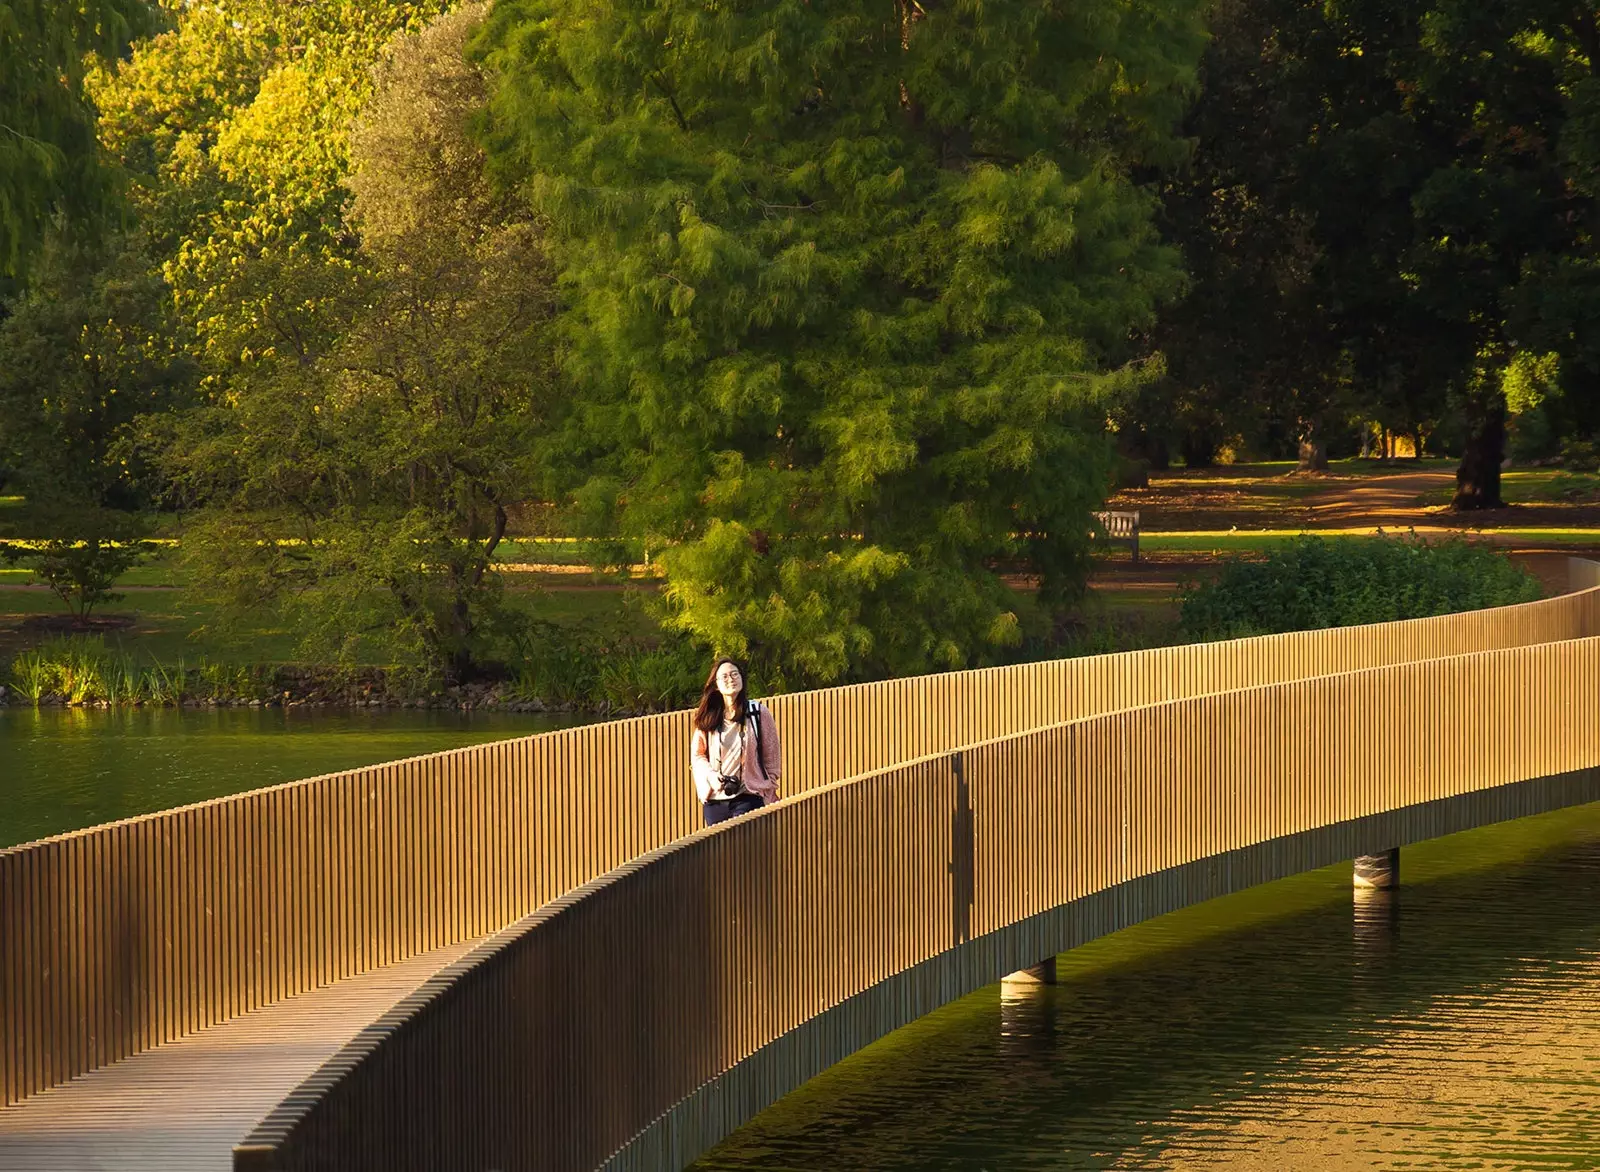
[
  {"xmin": 1002, "ymin": 957, "xmax": 1057, "ymax": 985},
  {"xmin": 1353, "ymin": 848, "xmax": 1400, "ymax": 890}
]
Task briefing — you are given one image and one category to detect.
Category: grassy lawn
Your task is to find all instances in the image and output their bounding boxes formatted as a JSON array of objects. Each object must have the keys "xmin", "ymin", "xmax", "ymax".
[
  {"xmin": 1141, "ymin": 527, "xmax": 1600, "ymax": 550},
  {"xmin": 1415, "ymin": 469, "xmax": 1600, "ymax": 507},
  {"xmin": 1149, "ymin": 456, "xmax": 1456, "ymax": 484}
]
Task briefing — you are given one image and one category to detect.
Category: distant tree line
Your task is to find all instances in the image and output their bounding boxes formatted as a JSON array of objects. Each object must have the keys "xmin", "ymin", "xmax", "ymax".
[
  {"xmin": 1, "ymin": 0, "xmax": 1591, "ymax": 681},
  {"xmin": 1137, "ymin": 0, "xmax": 1600, "ymax": 508}
]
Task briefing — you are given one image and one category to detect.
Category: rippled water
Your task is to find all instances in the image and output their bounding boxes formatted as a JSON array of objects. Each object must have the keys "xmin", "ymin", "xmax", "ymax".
[
  {"xmin": 692, "ymin": 803, "xmax": 1600, "ymax": 1171},
  {"xmin": 0, "ymin": 705, "xmax": 582, "ymax": 848}
]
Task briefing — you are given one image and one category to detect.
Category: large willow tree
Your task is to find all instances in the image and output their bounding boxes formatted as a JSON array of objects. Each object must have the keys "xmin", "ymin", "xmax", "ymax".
[{"xmin": 476, "ymin": 0, "xmax": 1206, "ymax": 685}]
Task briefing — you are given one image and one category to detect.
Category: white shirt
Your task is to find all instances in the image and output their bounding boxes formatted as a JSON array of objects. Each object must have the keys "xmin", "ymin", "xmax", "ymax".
[{"xmin": 707, "ymin": 719, "xmax": 746, "ymax": 800}]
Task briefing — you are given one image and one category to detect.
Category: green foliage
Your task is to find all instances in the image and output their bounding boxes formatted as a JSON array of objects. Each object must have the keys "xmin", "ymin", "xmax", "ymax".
[
  {"xmin": 510, "ymin": 621, "xmax": 705, "ymax": 713},
  {"xmin": 1560, "ymin": 439, "xmax": 1600, "ymax": 473},
  {"xmin": 156, "ymin": 6, "xmax": 558, "ymax": 682},
  {"xmin": 1146, "ymin": 0, "xmax": 1600, "ymax": 495},
  {"xmin": 0, "ymin": 0, "xmax": 154, "ymax": 279},
  {"xmin": 86, "ymin": 0, "xmax": 453, "ymax": 366},
  {"xmin": 476, "ymin": 0, "xmax": 1207, "ymax": 686},
  {"xmin": 0, "ymin": 235, "xmax": 195, "ymax": 509},
  {"xmin": 1179, "ymin": 537, "xmax": 1543, "ymax": 641},
  {"xmin": 596, "ymin": 642, "xmax": 704, "ymax": 713}
]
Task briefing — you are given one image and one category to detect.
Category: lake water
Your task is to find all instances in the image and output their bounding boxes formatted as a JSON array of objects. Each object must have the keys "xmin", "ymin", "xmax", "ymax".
[
  {"xmin": 0, "ymin": 705, "xmax": 580, "ymax": 848},
  {"xmin": 691, "ymin": 802, "xmax": 1600, "ymax": 1171}
]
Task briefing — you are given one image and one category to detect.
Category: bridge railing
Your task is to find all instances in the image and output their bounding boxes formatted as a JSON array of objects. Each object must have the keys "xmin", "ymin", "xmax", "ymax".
[
  {"xmin": 236, "ymin": 632, "xmax": 1600, "ymax": 1172},
  {"xmin": 6, "ymin": 567, "xmax": 1600, "ymax": 1108}
]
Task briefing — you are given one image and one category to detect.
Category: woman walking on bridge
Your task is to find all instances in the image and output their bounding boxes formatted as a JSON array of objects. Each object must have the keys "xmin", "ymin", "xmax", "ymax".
[{"xmin": 691, "ymin": 658, "xmax": 782, "ymax": 826}]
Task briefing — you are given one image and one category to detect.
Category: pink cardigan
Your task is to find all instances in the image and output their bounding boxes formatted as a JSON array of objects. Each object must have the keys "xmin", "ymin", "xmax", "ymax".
[{"xmin": 691, "ymin": 703, "xmax": 783, "ymax": 806}]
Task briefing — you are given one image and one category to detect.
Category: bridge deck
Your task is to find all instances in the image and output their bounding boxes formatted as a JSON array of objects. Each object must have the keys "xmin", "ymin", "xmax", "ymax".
[{"xmin": 0, "ymin": 940, "xmax": 477, "ymax": 1172}]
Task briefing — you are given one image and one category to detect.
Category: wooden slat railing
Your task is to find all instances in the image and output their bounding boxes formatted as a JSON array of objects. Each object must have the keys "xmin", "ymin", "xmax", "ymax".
[
  {"xmin": 238, "ymin": 632, "xmax": 1600, "ymax": 1172},
  {"xmin": 5, "ymin": 566, "xmax": 1600, "ymax": 1110}
]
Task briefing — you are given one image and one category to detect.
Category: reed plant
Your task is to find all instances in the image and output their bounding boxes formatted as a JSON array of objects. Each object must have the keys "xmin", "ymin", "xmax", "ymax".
[
  {"xmin": 9, "ymin": 650, "xmax": 56, "ymax": 704},
  {"xmin": 53, "ymin": 639, "xmax": 105, "ymax": 705},
  {"xmin": 142, "ymin": 661, "xmax": 178, "ymax": 706},
  {"xmin": 102, "ymin": 655, "xmax": 142, "ymax": 705}
]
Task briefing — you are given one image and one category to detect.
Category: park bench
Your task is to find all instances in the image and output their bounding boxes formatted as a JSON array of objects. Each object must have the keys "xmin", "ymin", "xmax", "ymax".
[{"xmin": 1093, "ymin": 509, "xmax": 1141, "ymax": 562}]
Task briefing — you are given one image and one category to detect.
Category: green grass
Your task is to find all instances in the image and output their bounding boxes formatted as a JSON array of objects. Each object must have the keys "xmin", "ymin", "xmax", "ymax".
[
  {"xmin": 1158, "ymin": 456, "xmax": 1456, "ymax": 481},
  {"xmin": 1141, "ymin": 528, "xmax": 1600, "ymax": 554},
  {"xmin": 1414, "ymin": 468, "xmax": 1600, "ymax": 507},
  {"xmin": 493, "ymin": 536, "xmax": 649, "ymax": 567},
  {"xmin": 1495, "ymin": 469, "xmax": 1600, "ymax": 504}
]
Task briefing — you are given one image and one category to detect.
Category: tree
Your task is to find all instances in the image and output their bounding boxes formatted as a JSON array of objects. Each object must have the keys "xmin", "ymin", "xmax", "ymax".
[
  {"xmin": 0, "ymin": 511, "xmax": 152, "ymax": 622},
  {"xmin": 1148, "ymin": 0, "xmax": 1589, "ymax": 505},
  {"xmin": 0, "ymin": 233, "xmax": 194, "ymax": 510},
  {"xmin": 475, "ymin": 0, "xmax": 1207, "ymax": 685},
  {"xmin": 161, "ymin": 6, "xmax": 557, "ymax": 680},
  {"xmin": 0, "ymin": 0, "xmax": 153, "ymax": 280}
]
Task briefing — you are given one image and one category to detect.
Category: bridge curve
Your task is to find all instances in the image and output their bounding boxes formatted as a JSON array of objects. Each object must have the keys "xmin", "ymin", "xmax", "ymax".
[
  {"xmin": 4, "ymin": 560, "xmax": 1600, "ymax": 1170},
  {"xmin": 237, "ymin": 630, "xmax": 1600, "ymax": 1172}
]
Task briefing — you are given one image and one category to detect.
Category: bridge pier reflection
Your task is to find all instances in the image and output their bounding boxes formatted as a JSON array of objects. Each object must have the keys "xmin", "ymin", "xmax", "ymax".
[{"xmin": 1353, "ymin": 886, "xmax": 1400, "ymax": 967}]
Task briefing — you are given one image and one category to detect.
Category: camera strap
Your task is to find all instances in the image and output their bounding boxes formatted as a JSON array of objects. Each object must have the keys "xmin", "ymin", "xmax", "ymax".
[{"xmin": 747, "ymin": 700, "xmax": 766, "ymax": 781}]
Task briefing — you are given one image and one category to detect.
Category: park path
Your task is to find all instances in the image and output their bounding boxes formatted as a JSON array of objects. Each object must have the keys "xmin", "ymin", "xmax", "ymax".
[
  {"xmin": 1300, "ymin": 470, "xmax": 1454, "ymax": 527},
  {"xmin": 0, "ymin": 939, "xmax": 476, "ymax": 1172}
]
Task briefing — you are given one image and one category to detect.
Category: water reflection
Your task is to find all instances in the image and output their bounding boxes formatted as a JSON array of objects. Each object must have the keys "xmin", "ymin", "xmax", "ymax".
[
  {"xmin": 1352, "ymin": 885, "xmax": 1400, "ymax": 969},
  {"xmin": 692, "ymin": 806, "xmax": 1600, "ymax": 1171}
]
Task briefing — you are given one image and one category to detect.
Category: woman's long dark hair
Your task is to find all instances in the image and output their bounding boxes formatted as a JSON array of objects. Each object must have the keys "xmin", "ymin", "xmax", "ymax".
[{"xmin": 693, "ymin": 658, "xmax": 749, "ymax": 732}]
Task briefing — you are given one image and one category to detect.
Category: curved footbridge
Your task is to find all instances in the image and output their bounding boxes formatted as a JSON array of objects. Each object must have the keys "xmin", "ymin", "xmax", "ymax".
[{"xmin": 6, "ymin": 560, "xmax": 1600, "ymax": 1171}]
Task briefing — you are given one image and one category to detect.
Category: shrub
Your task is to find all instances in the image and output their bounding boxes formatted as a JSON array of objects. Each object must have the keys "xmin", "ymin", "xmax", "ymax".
[
  {"xmin": 1179, "ymin": 536, "xmax": 1543, "ymax": 641},
  {"xmin": 1561, "ymin": 438, "xmax": 1600, "ymax": 472},
  {"xmin": 511, "ymin": 625, "xmax": 603, "ymax": 708},
  {"xmin": 596, "ymin": 643, "xmax": 705, "ymax": 713}
]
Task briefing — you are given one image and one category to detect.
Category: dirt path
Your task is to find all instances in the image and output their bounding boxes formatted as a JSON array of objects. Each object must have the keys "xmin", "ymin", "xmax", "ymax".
[{"xmin": 1301, "ymin": 471, "xmax": 1455, "ymax": 527}]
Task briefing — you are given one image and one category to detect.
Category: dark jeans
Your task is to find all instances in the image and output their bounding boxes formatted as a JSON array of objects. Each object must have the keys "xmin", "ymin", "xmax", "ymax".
[{"xmin": 703, "ymin": 792, "xmax": 764, "ymax": 827}]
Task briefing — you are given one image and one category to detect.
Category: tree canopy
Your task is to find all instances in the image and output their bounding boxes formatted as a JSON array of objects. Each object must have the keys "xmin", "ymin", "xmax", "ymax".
[
  {"xmin": 1142, "ymin": 0, "xmax": 1600, "ymax": 503},
  {"xmin": 150, "ymin": 3, "xmax": 558, "ymax": 679},
  {"xmin": 0, "ymin": 0, "xmax": 152, "ymax": 279},
  {"xmin": 475, "ymin": 0, "xmax": 1207, "ymax": 684}
]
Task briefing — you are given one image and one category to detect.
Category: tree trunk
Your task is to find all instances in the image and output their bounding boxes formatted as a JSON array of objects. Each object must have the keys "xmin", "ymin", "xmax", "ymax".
[
  {"xmin": 1297, "ymin": 438, "xmax": 1328, "ymax": 471},
  {"xmin": 1453, "ymin": 395, "xmax": 1506, "ymax": 509},
  {"xmin": 1180, "ymin": 432, "xmax": 1216, "ymax": 468}
]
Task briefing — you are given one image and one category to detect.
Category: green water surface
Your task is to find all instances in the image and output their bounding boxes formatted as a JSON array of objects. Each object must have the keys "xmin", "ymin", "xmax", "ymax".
[
  {"xmin": 693, "ymin": 803, "xmax": 1600, "ymax": 1171},
  {"xmin": 0, "ymin": 705, "xmax": 582, "ymax": 848}
]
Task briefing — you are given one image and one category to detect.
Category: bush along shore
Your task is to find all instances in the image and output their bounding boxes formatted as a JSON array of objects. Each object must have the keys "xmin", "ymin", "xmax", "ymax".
[
  {"xmin": 0, "ymin": 636, "xmax": 713, "ymax": 716},
  {"xmin": 0, "ymin": 614, "xmax": 1178, "ymax": 717}
]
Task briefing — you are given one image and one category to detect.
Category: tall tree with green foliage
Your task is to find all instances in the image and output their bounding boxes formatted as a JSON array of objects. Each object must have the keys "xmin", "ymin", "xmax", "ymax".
[
  {"xmin": 476, "ymin": 0, "xmax": 1206, "ymax": 685},
  {"xmin": 86, "ymin": 0, "xmax": 454, "ymax": 376},
  {"xmin": 159, "ymin": 5, "xmax": 557, "ymax": 679},
  {"xmin": 0, "ymin": 0, "xmax": 152, "ymax": 280}
]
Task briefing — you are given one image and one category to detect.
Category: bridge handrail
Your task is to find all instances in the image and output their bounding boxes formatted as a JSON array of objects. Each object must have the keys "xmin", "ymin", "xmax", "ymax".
[
  {"xmin": 235, "ymin": 630, "xmax": 1600, "ymax": 1171},
  {"xmin": 5, "ymin": 563, "xmax": 1600, "ymax": 1109}
]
